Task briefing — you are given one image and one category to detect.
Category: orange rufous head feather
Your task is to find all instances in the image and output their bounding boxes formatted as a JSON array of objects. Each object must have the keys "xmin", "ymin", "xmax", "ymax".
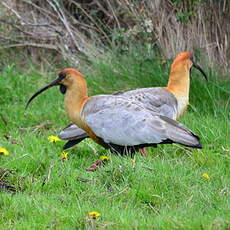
[
  {"xmin": 58, "ymin": 68, "xmax": 84, "ymax": 78},
  {"xmin": 171, "ymin": 52, "xmax": 193, "ymax": 68}
]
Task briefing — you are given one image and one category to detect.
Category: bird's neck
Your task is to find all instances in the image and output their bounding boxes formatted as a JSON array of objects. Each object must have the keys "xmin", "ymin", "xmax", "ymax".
[
  {"xmin": 63, "ymin": 77, "xmax": 104, "ymax": 146},
  {"xmin": 165, "ymin": 66, "xmax": 190, "ymax": 99},
  {"xmin": 164, "ymin": 65, "xmax": 190, "ymax": 119},
  {"xmin": 64, "ymin": 77, "xmax": 89, "ymax": 127}
]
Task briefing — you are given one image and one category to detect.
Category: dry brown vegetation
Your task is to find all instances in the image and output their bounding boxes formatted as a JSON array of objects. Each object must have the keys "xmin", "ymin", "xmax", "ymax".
[{"xmin": 0, "ymin": 0, "xmax": 229, "ymax": 72}]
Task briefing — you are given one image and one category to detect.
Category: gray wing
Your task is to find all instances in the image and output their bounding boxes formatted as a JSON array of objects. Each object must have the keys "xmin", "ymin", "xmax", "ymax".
[
  {"xmin": 58, "ymin": 87, "xmax": 177, "ymax": 143},
  {"xmin": 58, "ymin": 123, "xmax": 88, "ymax": 150},
  {"xmin": 58, "ymin": 123, "xmax": 88, "ymax": 140},
  {"xmin": 82, "ymin": 95, "xmax": 200, "ymax": 148},
  {"xmin": 119, "ymin": 87, "xmax": 178, "ymax": 119}
]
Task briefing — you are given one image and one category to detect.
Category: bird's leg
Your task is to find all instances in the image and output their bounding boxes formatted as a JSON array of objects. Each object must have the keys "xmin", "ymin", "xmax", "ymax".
[{"xmin": 139, "ymin": 147, "xmax": 148, "ymax": 156}]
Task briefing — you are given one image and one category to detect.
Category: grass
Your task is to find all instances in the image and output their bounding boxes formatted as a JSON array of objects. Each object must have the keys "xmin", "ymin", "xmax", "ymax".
[{"xmin": 0, "ymin": 52, "xmax": 230, "ymax": 230}]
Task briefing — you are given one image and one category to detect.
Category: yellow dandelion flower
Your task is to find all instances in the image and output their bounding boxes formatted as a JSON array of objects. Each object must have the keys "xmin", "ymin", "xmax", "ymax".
[
  {"xmin": 202, "ymin": 173, "xmax": 210, "ymax": 180},
  {"xmin": 60, "ymin": 152, "xmax": 68, "ymax": 159},
  {"xmin": 131, "ymin": 159, "xmax": 136, "ymax": 164},
  {"xmin": 88, "ymin": 211, "xmax": 101, "ymax": 218},
  {"xmin": 48, "ymin": 135, "xmax": 61, "ymax": 143},
  {"xmin": 0, "ymin": 147, "xmax": 9, "ymax": 156},
  {"xmin": 99, "ymin": 155, "xmax": 110, "ymax": 161}
]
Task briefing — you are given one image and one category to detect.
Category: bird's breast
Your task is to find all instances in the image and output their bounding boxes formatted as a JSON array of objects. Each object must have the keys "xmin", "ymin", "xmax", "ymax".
[{"xmin": 176, "ymin": 96, "xmax": 189, "ymax": 119}]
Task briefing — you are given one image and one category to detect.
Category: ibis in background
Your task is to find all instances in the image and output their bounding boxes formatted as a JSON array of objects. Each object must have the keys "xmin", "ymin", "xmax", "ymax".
[
  {"xmin": 57, "ymin": 52, "xmax": 207, "ymax": 150},
  {"xmin": 26, "ymin": 66, "xmax": 203, "ymax": 155}
]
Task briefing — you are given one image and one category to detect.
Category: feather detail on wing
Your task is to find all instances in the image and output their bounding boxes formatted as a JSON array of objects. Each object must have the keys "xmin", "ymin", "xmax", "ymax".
[
  {"xmin": 82, "ymin": 95, "xmax": 201, "ymax": 148},
  {"xmin": 119, "ymin": 87, "xmax": 178, "ymax": 119},
  {"xmin": 58, "ymin": 87, "xmax": 178, "ymax": 149},
  {"xmin": 58, "ymin": 123, "xmax": 88, "ymax": 140}
]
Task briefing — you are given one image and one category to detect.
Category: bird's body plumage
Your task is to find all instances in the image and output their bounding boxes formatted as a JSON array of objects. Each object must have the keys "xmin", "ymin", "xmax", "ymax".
[
  {"xmin": 115, "ymin": 87, "xmax": 178, "ymax": 119},
  {"xmin": 26, "ymin": 53, "xmax": 206, "ymax": 155},
  {"xmin": 82, "ymin": 95, "xmax": 200, "ymax": 149},
  {"xmin": 54, "ymin": 68, "xmax": 202, "ymax": 155},
  {"xmin": 59, "ymin": 52, "xmax": 207, "ymax": 150},
  {"xmin": 58, "ymin": 87, "xmax": 178, "ymax": 148}
]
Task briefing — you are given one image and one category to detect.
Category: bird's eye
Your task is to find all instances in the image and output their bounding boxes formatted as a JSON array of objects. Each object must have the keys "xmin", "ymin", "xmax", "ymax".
[
  {"xmin": 58, "ymin": 73, "xmax": 66, "ymax": 79},
  {"xmin": 59, "ymin": 84, "xmax": 66, "ymax": 94}
]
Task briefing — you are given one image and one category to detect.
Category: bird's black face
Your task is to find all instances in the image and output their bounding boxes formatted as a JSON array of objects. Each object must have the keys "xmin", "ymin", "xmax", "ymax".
[
  {"xmin": 26, "ymin": 72, "xmax": 67, "ymax": 108},
  {"xmin": 59, "ymin": 84, "xmax": 67, "ymax": 94},
  {"xmin": 58, "ymin": 73, "xmax": 67, "ymax": 94}
]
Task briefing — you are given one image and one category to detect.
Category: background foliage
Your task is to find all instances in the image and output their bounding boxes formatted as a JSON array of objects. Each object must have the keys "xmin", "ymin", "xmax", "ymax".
[
  {"xmin": 0, "ymin": 0, "xmax": 230, "ymax": 73},
  {"xmin": 0, "ymin": 1, "xmax": 230, "ymax": 229},
  {"xmin": 0, "ymin": 59, "xmax": 229, "ymax": 229}
]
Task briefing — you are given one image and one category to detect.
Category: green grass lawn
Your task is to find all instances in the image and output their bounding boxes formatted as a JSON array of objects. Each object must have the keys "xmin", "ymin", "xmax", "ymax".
[{"xmin": 0, "ymin": 56, "xmax": 229, "ymax": 230}]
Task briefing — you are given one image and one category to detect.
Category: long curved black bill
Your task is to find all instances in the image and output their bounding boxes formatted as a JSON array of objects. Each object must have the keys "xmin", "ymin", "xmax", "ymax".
[
  {"xmin": 193, "ymin": 63, "xmax": 208, "ymax": 81},
  {"xmin": 26, "ymin": 77, "xmax": 60, "ymax": 109}
]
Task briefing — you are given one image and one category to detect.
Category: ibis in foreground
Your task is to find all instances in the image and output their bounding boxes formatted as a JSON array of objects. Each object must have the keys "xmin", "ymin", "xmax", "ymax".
[{"xmin": 26, "ymin": 66, "xmax": 203, "ymax": 155}]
